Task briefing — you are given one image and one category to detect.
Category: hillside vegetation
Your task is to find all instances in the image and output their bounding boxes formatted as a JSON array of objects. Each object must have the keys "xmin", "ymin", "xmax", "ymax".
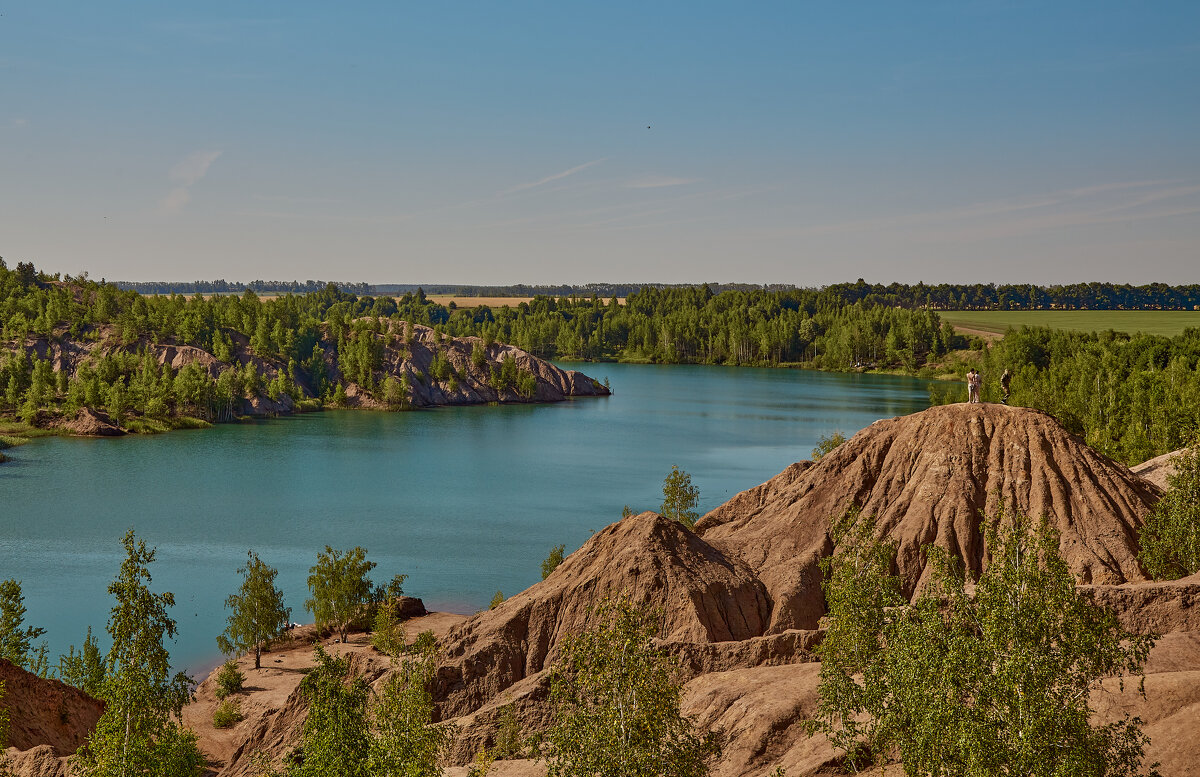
[{"xmin": 4, "ymin": 259, "xmax": 1200, "ymax": 464}]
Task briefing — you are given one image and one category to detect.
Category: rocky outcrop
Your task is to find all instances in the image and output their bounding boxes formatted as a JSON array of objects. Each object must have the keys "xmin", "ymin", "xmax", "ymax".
[
  {"xmin": 330, "ymin": 324, "xmax": 607, "ymax": 409},
  {"xmin": 0, "ymin": 658, "xmax": 103, "ymax": 754},
  {"xmin": 697, "ymin": 403, "xmax": 1160, "ymax": 631},
  {"xmin": 433, "ymin": 512, "xmax": 771, "ymax": 720}
]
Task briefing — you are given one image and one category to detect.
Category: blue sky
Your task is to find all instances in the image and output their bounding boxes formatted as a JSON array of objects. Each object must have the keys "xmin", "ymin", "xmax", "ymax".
[{"xmin": 1, "ymin": 2, "xmax": 1198, "ymax": 284}]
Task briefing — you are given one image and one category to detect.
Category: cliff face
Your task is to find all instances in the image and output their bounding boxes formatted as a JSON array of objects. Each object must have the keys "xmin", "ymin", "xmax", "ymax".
[{"xmin": 5, "ymin": 322, "xmax": 608, "ymax": 435}]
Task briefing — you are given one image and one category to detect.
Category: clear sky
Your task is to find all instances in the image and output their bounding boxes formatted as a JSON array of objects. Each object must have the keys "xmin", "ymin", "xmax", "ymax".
[{"xmin": 2, "ymin": 2, "xmax": 1198, "ymax": 285}]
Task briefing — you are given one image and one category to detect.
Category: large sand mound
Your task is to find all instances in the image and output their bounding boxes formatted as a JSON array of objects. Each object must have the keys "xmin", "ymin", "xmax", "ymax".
[{"xmin": 697, "ymin": 403, "xmax": 1160, "ymax": 630}]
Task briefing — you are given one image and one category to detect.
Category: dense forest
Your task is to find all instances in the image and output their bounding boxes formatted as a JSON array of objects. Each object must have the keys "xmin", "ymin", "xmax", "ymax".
[
  {"xmin": 3, "ymin": 258, "xmax": 1200, "ymax": 464},
  {"xmin": 114, "ymin": 276, "xmax": 1200, "ymax": 311}
]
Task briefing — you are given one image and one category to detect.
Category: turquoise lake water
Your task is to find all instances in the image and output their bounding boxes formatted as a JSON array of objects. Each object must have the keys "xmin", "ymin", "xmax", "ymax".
[{"xmin": 0, "ymin": 363, "xmax": 931, "ymax": 673}]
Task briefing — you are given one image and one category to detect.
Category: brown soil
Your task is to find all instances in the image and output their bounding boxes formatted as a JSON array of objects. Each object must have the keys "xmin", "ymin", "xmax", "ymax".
[
  {"xmin": 698, "ymin": 403, "xmax": 1159, "ymax": 631},
  {"xmin": 0, "ymin": 658, "xmax": 103, "ymax": 766}
]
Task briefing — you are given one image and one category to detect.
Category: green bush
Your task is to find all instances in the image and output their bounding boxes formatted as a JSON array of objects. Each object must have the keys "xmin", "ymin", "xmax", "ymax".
[
  {"xmin": 371, "ymin": 600, "xmax": 406, "ymax": 658},
  {"xmin": 541, "ymin": 544, "xmax": 566, "ymax": 580},
  {"xmin": 213, "ymin": 699, "xmax": 244, "ymax": 729},
  {"xmin": 410, "ymin": 629, "xmax": 437, "ymax": 655},
  {"xmin": 811, "ymin": 431, "xmax": 846, "ymax": 461},
  {"xmin": 215, "ymin": 659, "xmax": 245, "ymax": 700}
]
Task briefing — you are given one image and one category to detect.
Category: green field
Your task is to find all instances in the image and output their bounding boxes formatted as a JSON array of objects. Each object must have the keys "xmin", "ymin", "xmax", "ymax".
[{"xmin": 940, "ymin": 310, "xmax": 1200, "ymax": 338}]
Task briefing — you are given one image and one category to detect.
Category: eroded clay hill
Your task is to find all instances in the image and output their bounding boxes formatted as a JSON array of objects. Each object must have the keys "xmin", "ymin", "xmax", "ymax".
[
  {"xmin": 696, "ymin": 403, "xmax": 1161, "ymax": 631},
  {"xmin": 433, "ymin": 512, "xmax": 772, "ymax": 721},
  {"xmin": 0, "ymin": 658, "xmax": 103, "ymax": 757}
]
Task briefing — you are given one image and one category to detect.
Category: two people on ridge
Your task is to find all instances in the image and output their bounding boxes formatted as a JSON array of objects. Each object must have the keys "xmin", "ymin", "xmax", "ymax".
[{"xmin": 966, "ymin": 368, "xmax": 1012, "ymax": 404}]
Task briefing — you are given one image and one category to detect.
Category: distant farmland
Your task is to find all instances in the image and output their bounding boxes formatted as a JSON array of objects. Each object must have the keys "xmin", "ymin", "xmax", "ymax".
[{"xmin": 940, "ymin": 310, "xmax": 1200, "ymax": 338}]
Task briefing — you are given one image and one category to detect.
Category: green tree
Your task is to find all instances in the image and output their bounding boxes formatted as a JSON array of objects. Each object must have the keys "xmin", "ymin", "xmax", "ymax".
[
  {"xmin": 56, "ymin": 626, "xmax": 106, "ymax": 697},
  {"xmin": 217, "ymin": 550, "xmax": 292, "ymax": 669},
  {"xmin": 546, "ymin": 595, "xmax": 720, "ymax": 777},
  {"xmin": 660, "ymin": 465, "xmax": 700, "ymax": 529},
  {"xmin": 0, "ymin": 578, "xmax": 45, "ymax": 670},
  {"xmin": 371, "ymin": 600, "xmax": 406, "ymax": 658},
  {"xmin": 541, "ymin": 544, "xmax": 566, "ymax": 580},
  {"xmin": 369, "ymin": 644, "xmax": 454, "ymax": 777},
  {"xmin": 810, "ymin": 509, "xmax": 1159, "ymax": 777},
  {"xmin": 306, "ymin": 546, "xmax": 376, "ymax": 643},
  {"xmin": 293, "ymin": 646, "xmax": 371, "ymax": 777},
  {"xmin": 75, "ymin": 530, "xmax": 204, "ymax": 777},
  {"xmin": 1139, "ymin": 439, "xmax": 1200, "ymax": 579}
]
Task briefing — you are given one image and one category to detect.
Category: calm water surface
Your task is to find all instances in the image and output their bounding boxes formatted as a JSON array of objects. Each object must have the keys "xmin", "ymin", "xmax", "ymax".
[{"xmin": 1, "ymin": 364, "xmax": 930, "ymax": 672}]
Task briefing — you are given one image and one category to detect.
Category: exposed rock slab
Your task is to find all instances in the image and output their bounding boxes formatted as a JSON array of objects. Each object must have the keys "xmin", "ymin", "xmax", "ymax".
[
  {"xmin": 697, "ymin": 403, "xmax": 1159, "ymax": 631},
  {"xmin": 1082, "ymin": 573, "xmax": 1200, "ymax": 635},
  {"xmin": 56, "ymin": 406, "xmax": 124, "ymax": 436}
]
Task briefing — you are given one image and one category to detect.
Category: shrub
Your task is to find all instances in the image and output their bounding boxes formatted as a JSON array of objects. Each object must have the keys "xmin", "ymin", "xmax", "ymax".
[
  {"xmin": 370, "ymin": 600, "xmax": 406, "ymax": 658},
  {"xmin": 1139, "ymin": 439, "xmax": 1200, "ymax": 579},
  {"xmin": 215, "ymin": 660, "xmax": 245, "ymax": 700},
  {"xmin": 489, "ymin": 591, "xmax": 504, "ymax": 610},
  {"xmin": 541, "ymin": 544, "xmax": 566, "ymax": 580},
  {"xmin": 811, "ymin": 431, "xmax": 846, "ymax": 461},
  {"xmin": 660, "ymin": 465, "xmax": 699, "ymax": 529},
  {"xmin": 213, "ymin": 699, "xmax": 244, "ymax": 729},
  {"xmin": 409, "ymin": 629, "xmax": 437, "ymax": 655}
]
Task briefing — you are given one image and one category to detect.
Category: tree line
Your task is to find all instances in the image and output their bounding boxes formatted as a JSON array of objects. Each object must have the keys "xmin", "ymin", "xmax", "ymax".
[{"xmin": 5, "ymin": 258, "xmax": 1200, "ymax": 465}]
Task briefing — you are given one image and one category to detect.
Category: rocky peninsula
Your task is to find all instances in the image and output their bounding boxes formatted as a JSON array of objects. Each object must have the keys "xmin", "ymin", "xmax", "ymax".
[{"xmin": 0, "ymin": 321, "xmax": 609, "ymax": 440}]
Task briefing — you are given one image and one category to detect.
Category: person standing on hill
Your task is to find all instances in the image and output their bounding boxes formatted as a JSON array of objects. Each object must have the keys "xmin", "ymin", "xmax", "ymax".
[
  {"xmin": 967, "ymin": 369, "xmax": 981, "ymax": 404},
  {"xmin": 1000, "ymin": 369, "xmax": 1012, "ymax": 404}
]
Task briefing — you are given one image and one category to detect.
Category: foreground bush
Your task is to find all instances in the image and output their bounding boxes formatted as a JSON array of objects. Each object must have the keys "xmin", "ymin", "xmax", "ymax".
[{"xmin": 809, "ymin": 508, "xmax": 1158, "ymax": 777}]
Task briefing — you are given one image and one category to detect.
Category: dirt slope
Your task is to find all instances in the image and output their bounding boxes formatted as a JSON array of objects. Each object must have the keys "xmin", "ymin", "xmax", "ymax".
[
  {"xmin": 0, "ymin": 658, "xmax": 103, "ymax": 754},
  {"xmin": 697, "ymin": 403, "xmax": 1160, "ymax": 631}
]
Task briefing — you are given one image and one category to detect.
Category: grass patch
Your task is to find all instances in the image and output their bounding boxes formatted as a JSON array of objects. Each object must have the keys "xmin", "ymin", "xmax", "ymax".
[
  {"xmin": 940, "ymin": 310, "xmax": 1200, "ymax": 338},
  {"xmin": 0, "ymin": 420, "xmax": 55, "ymax": 442},
  {"xmin": 0, "ymin": 434, "xmax": 32, "ymax": 449},
  {"xmin": 123, "ymin": 417, "xmax": 171, "ymax": 435},
  {"xmin": 294, "ymin": 398, "xmax": 323, "ymax": 413},
  {"xmin": 168, "ymin": 416, "xmax": 213, "ymax": 430}
]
